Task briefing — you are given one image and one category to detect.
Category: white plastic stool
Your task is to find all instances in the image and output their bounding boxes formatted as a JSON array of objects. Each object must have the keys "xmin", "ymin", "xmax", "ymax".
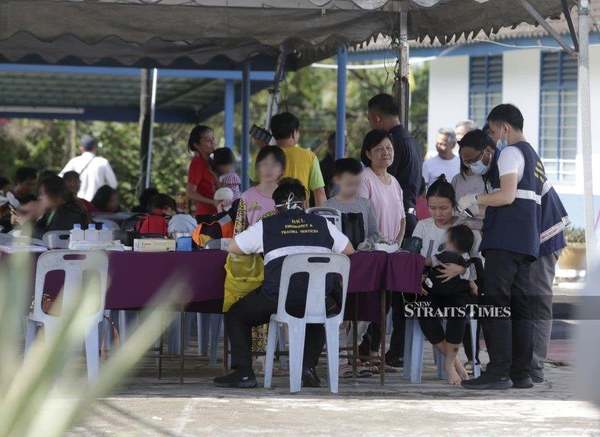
[
  {"xmin": 25, "ymin": 250, "xmax": 109, "ymax": 382},
  {"xmin": 403, "ymin": 317, "xmax": 480, "ymax": 383},
  {"xmin": 264, "ymin": 253, "xmax": 350, "ymax": 393}
]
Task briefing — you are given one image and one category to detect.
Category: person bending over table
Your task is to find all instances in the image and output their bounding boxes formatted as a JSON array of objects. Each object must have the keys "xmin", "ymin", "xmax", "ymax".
[{"xmin": 214, "ymin": 178, "xmax": 354, "ymax": 389}]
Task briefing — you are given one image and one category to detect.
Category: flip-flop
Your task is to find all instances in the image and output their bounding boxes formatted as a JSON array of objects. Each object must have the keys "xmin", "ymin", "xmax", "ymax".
[
  {"xmin": 341, "ymin": 367, "xmax": 355, "ymax": 378},
  {"xmin": 357, "ymin": 367, "xmax": 373, "ymax": 378}
]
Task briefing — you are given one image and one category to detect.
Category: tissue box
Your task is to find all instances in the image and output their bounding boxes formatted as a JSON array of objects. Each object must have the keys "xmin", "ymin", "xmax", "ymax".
[{"xmin": 133, "ymin": 238, "xmax": 176, "ymax": 252}]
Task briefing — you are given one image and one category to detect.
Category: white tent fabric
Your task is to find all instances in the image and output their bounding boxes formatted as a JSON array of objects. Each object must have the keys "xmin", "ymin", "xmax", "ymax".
[{"xmin": 0, "ymin": 0, "xmax": 575, "ymax": 68}]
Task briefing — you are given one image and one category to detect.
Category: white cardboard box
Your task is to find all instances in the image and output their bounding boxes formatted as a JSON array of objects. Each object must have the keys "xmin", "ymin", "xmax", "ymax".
[{"xmin": 133, "ymin": 238, "xmax": 176, "ymax": 252}]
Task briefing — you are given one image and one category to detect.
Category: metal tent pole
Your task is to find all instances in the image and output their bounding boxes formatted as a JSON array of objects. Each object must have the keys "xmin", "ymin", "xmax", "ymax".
[
  {"xmin": 395, "ymin": 6, "xmax": 409, "ymax": 128},
  {"xmin": 578, "ymin": 0, "xmax": 595, "ymax": 271},
  {"xmin": 265, "ymin": 46, "xmax": 288, "ymax": 130},
  {"xmin": 241, "ymin": 62, "xmax": 251, "ymax": 191},
  {"xmin": 336, "ymin": 46, "xmax": 348, "ymax": 159},
  {"xmin": 139, "ymin": 68, "xmax": 158, "ymax": 192},
  {"xmin": 224, "ymin": 79, "xmax": 235, "ymax": 148},
  {"xmin": 519, "ymin": 0, "xmax": 577, "ymax": 57}
]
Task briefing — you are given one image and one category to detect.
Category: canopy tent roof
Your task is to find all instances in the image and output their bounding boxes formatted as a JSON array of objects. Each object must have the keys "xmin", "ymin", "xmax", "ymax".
[
  {"xmin": 0, "ymin": 0, "xmax": 577, "ymax": 70},
  {"xmin": 0, "ymin": 66, "xmax": 273, "ymax": 123}
]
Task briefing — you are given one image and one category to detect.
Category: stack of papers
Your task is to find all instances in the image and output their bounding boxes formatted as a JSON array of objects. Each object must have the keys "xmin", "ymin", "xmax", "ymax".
[
  {"xmin": 68, "ymin": 240, "xmax": 128, "ymax": 251},
  {"xmin": 0, "ymin": 233, "xmax": 48, "ymax": 253}
]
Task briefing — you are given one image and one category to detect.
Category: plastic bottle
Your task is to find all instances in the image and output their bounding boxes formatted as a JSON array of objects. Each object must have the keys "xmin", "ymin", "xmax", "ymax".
[
  {"xmin": 69, "ymin": 224, "xmax": 84, "ymax": 242},
  {"xmin": 99, "ymin": 223, "xmax": 113, "ymax": 242},
  {"xmin": 85, "ymin": 223, "xmax": 100, "ymax": 241}
]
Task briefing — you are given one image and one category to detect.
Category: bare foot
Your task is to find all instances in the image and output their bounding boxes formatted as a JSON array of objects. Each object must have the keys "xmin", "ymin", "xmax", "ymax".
[
  {"xmin": 454, "ymin": 358, "xmax": 469, "ymax": 380},
  {"xmin": 445, "ymin": 360, "xmax": 462, "ymax": 385}
]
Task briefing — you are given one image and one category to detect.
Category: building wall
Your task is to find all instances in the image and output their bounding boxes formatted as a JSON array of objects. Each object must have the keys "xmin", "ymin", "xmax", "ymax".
[
  {"xmin": 502, "ymin": 49, "xmax": 541, "ymax": 151},
  {"xmin": 426, "ymin": 55, "xmax": 469, "ymax": 157}
]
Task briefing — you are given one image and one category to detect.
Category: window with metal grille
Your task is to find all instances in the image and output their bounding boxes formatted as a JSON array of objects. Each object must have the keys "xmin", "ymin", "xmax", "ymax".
[
  {"xmin": 469, "ymin": 55, "xmax": 503, "ymax": 128},
  {"xmin": 539, "ymin": 51, "xmax": 578, "ymax": 183}
]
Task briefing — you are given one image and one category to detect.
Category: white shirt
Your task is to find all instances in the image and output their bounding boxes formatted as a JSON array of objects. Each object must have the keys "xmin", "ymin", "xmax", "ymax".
[
  {"xmin": 60, "ymin": 151, "xmax": 118, "ymax": 201},
  {"xmin": 422, "ymin": 154, "xmax": 461, "ymax": 186},
  {"xmin": 234, "ymin": 216, "xmax": 349, "ymax": 263},
  {"xmin": 497, "ymin": 146, "xmax": 525, "ymax": 182},
  {"xmin": 412, "ymin": 217, "xmax": 482, "ymax": 260}
]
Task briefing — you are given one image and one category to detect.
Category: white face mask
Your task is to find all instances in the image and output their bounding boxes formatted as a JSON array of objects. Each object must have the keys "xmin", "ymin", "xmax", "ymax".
[{"xmin": 468, "ymin": 159, "xmax": 490, "ymax": 175}]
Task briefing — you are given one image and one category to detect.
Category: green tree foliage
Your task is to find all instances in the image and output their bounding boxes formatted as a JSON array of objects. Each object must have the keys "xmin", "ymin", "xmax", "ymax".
[{"xmin": 0, "ymin": 60, "xmax": 429, "ymax": 208}]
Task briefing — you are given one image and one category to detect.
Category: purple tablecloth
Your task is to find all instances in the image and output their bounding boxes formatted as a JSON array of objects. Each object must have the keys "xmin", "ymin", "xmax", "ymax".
[
  {"xmin": 106, "ymin": 250, "xmax": 391, "ymax": 310},
  {"xmin": 10, "ymin": 249, "xmax": 424, "ymax": 318},
  {"xmin": 105, "ymin": 250, "xmax": 228, "ymax": 309},
  {"xmin": 385, "ymin": 252, "xmax": 425, "ymax": 293}
]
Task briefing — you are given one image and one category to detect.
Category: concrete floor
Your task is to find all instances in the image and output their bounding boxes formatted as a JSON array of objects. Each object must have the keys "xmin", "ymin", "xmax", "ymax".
[{"xmin": 69, "ymin": 333, "xmax": 600, "ymax": 437}]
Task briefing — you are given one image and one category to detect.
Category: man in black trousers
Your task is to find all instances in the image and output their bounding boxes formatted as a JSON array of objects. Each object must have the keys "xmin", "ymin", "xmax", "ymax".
[
  {"xmin": 214, "ymin": 179, "xmax": 353, "ymax": 388},
  {"xmin": 459, "ymin": 104, "xmax": 544, "ymax": 389}
]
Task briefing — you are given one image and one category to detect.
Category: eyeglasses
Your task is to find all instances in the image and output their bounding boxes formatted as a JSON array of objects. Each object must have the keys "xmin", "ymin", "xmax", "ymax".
[{"xmin": 462, "ymin": 149, "xmax": 485, "ymax": 165}]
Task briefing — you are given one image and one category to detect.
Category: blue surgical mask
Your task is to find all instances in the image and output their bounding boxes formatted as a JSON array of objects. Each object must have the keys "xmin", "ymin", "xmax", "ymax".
[
  {"xmin": 468, "ymin": 159, "xmax": 490, "ymax": 175},
  {"xmin": 496, "ymin": 125, "xmax": 508, "ymax": 152},
  {"xmin": 496, "ymin": 137, "xmax": 508, "ymax": 152}
]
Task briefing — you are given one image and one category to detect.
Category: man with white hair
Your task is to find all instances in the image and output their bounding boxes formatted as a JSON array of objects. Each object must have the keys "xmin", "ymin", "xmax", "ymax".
[
  {"xmin": 455, "ymin": 120, "xmax": 476, "ymax": 142},
  {"xmin": 422, "ymin": 127, "xmax": 461, "ymax": 185}
]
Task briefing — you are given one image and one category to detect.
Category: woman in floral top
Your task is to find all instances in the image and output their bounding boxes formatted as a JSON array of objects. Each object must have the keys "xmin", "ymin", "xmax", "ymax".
[{"xmin": 233, "ymin": 146, "xmax": 286, "ymax": 356}]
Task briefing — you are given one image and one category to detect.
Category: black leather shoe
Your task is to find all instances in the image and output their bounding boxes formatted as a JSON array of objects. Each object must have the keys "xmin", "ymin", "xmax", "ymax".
[
  {"xmin": 302, "ymin": 368, "xmax": 321, "ymax": 388},
  {"xmin": 512, "ymin": 376, "xmax": 534, "ymax": 389},
  {"xmin": 213, "ymin": 370, "xmax": 257, "ymax": 388},
  {"xmin": 530, "ymin": 374, "xmax": 544, "ymax": 384},
  {"xmin": 385, "ymin": 353, "xmax": 403, "ymax": 368},
  {"xmin": 462, "ymin": 372, "xmax": 512, "ymax": 390}
]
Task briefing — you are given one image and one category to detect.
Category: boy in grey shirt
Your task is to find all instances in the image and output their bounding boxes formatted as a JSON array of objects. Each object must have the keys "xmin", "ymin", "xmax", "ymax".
[{"xmin": 325, "ymin": 158, "xmax": 378, "ymax": 248}]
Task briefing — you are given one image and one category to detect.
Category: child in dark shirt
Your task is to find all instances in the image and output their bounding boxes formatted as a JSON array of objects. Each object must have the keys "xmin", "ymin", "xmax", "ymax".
[{"xmin": 423, "ymin": 224, "xmax": 481, "ymax": 298}]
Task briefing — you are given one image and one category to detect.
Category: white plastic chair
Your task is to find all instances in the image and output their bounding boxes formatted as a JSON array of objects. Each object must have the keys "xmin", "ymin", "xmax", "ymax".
[
  {"xmin": 25, "ymin": 250, "xmax": 109, "ymax": 382},
  {"xmin": 264, "ymin": 253, "xmax": 350, "ymax": 393},
  {"xmin": 307, "ymin": 207, "xmax": 342, "ymax": 231},
  {"xmin": 42, "ymin": 230, "xmax": 71, "ymax": 249},
  {"xmin": 402, "ymin": 317, "xmax": 480, "ymax": 383}
]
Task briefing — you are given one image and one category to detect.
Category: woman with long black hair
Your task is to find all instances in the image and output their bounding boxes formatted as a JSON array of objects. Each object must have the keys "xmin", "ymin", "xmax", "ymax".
[{"xmin": 186, "ymin": 125, "xmax": 218, "ymax": 218}]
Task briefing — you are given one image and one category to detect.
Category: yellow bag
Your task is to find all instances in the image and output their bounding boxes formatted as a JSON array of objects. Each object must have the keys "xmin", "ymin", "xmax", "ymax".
[{"xmin": 223, "ymin": 253, "xmax": 264, "ymax": 312}]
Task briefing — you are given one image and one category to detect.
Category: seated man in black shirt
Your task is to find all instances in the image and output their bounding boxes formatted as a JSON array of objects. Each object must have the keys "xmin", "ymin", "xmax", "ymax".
[{"xmin": 215, "ymin": 179, "xmax": 354, "ymax": 389}]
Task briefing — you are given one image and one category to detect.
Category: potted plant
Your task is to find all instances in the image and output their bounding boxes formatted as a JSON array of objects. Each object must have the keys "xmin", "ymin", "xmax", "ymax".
[{"xmin": 558, "ymin": 227, "xmax": 586, "ymax": 271}]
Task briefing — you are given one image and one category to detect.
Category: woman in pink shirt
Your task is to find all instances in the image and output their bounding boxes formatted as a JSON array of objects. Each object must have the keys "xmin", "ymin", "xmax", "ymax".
[
  {"xmin": 358, "ymin": 129, "xmax": 406, "ymax": 244},
  {"xmin": 234, "ymin": 146, "xmax": 286, "ymax": 233}
]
